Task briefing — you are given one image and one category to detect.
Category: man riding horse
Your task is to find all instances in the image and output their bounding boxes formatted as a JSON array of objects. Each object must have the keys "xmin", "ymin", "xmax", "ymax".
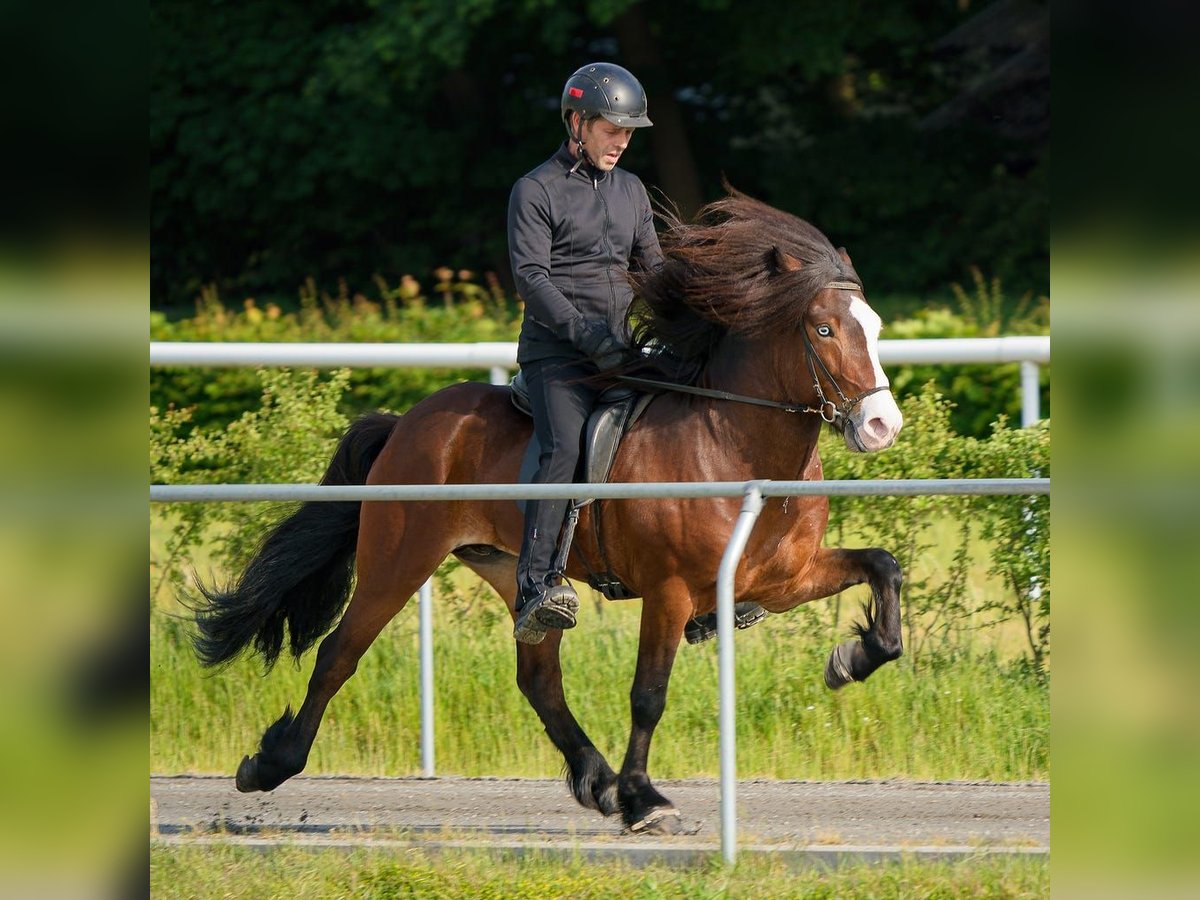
[{"xmin": 507, "ymin": 61, "xmax": 766, "ymax": 644}]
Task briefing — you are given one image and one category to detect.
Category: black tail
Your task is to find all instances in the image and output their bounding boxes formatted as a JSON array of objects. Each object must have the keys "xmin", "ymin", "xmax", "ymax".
[{"xmin": 192, "ymin": 412, "xmax": 398, "ymax": 669}]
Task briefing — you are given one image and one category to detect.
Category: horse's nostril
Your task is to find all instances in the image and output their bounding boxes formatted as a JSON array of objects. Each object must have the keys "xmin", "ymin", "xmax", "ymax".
[{"xmin": 867, "ymin": 417, "xmax": 889, "ymax": 439}]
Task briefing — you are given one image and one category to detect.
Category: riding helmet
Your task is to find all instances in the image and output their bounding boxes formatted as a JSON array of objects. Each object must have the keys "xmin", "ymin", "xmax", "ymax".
[{"xmin": 561, "ymin": 62, "xmax": 653, "ymax": 140}]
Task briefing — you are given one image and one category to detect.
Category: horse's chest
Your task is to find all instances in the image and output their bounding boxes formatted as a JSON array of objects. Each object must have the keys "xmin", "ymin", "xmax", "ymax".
[{"xmin": 741, "ymin": 504, "xmax": 826, "ymax": 589}]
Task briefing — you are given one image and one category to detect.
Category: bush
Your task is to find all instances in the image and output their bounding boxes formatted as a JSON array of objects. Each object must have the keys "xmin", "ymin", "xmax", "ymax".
[
  {"xmin": 151, "ymin": 271, "xmax": 522, "ymax": 431},
  {"xmin": 884, "ymin": 268, "xmax": 1049, "ymax": 437},
  {"xmin": 153, "ymin": 268, "xmax": 1047, "ymax": 439},
  {"xmin": 150, "ymin": 367, "xmax": 352, "ymax": 604}
]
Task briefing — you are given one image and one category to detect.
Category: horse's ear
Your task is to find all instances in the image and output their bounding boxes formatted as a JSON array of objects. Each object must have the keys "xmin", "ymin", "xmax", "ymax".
[
  {"xmin": 836, "ymin": 247, "xmax": 853, "ymax": 267},
  {"xmin": 773, "ymin": 247, "xmax": 803, "ymax": 273}
]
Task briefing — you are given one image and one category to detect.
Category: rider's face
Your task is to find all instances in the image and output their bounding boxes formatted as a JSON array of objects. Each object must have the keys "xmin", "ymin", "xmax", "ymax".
[{"xmin": 575, "ymin": 115, "xmax": 635, "ymax": 171}]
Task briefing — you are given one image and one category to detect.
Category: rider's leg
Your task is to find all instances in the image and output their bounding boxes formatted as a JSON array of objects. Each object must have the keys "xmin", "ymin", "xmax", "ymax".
[{"xmin": 514, "ymin": 358, "xmax": 598, "ymax": 643}]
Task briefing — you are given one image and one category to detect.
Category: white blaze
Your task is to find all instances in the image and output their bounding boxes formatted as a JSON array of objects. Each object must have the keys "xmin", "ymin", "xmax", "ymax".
[
  {"xmin": 846, "ymin": 294, "xmax": 903, "ymax": 451},
  {"xmin": 849, "ymin": 295, "xmax": 887, "ymax": 387}
]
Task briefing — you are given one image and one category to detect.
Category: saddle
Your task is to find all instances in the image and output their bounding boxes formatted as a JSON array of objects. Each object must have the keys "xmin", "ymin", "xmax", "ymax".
[{"xmin": 509, "ymin": 370, "xmax": 653, "ymax": 601}]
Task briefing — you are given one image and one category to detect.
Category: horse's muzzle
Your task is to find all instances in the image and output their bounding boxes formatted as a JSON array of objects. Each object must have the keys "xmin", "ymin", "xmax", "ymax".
[{"xmin": 843, "ymin": 390, "xmax": 903, "ymax": 453}]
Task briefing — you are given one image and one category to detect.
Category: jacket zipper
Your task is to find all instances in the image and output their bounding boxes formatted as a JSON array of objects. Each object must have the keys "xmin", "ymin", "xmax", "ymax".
[{"xmin": 597, "ymin": 179, "xmax": 617, "ymax": 331}]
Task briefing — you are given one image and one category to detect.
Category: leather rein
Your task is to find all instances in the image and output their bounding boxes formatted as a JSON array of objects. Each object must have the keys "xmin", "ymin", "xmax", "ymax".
[{"xmin": 617, "ymin": 281, "xmax": 889, "ymax": 429}]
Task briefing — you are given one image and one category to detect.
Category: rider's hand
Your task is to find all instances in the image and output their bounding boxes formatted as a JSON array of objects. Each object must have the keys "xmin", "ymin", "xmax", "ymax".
[{"xmin": 576, "ymin": 320, "xmax": 622, "ymax": 358}]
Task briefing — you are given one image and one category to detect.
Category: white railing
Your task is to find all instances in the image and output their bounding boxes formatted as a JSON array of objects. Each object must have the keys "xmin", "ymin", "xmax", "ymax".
[{"xmin": 149, "ymin": 336, "xmax": 1050, "ymax": 425}]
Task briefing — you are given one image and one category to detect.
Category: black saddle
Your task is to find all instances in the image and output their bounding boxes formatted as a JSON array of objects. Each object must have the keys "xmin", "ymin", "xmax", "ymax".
[{"xmin": 509, "ymin": 370, "xmax": 652, "ymax": 600}]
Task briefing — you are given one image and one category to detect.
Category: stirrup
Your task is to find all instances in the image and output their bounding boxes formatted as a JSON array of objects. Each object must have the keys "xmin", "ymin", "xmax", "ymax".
[
  {"xmin": 684, "ymin": 602, "xmax": 768, "ymax": 645},
  {"xmin": 513, "ymin": 583, "xmax": 580, "ymax": 644}
]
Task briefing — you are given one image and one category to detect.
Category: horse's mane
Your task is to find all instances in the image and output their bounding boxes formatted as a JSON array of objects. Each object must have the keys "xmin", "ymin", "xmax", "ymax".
[{"xmin": 627, "ymin": 187, "xmax": 861, "ymax": 383}]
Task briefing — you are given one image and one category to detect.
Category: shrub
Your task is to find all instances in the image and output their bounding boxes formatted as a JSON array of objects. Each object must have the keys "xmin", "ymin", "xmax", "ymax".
[
  {"xmin": 150, "ymin": 272, "xmax": 522, "ymax": 430},
  {"xmin": 150, "ymin": 367, "xmax": 351, "ymax": 604},
  {"xmin": 884, "ymin": 267, "xmax": 1049, "ymax": 436},
  {"xmin": 152, "ymin": 373, "xmax": 1050, "ymax": 669}
]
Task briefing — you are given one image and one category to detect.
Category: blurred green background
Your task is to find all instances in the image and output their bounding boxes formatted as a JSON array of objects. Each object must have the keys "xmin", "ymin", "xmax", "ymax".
[{"xmin": 151, "ymin": 0, "xmax": 1048, "ymax": 311}]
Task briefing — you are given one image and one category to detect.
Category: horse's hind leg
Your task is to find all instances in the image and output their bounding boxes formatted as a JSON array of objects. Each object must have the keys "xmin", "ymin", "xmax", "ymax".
[
  {"xmin": 455, "ymin": 546, "xmax": 620, "ymax": 816},
  {"xmin": 236, "ymin": 504, "xmax": 451, "ymax": 793}
]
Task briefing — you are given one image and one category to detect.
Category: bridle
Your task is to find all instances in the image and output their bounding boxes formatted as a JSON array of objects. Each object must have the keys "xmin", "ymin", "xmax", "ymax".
[
  {"xmin": 617, "ymin": 280, "xmax": 890, "ymax": 431},
  {"xmin": 800, "ymin": 281, "xmax": 891, "ymax": 425}
]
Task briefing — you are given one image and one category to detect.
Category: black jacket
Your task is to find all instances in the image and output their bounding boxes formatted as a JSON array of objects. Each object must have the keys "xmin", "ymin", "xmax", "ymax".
[{"xmin": 508, "ymin": 142, "xmax": 663, "ymax": 364}]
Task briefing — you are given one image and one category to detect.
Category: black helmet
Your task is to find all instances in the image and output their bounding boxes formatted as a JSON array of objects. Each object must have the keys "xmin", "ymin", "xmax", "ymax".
[{"xmin": 561, "ymin": 62, "xmax": 652, "ymax": 140}]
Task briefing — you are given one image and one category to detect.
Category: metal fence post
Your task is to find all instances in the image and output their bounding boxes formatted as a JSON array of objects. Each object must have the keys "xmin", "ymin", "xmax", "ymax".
[
  {"xmin": 1021, "ymin": 360, "xmax": 1041, "ymax": 427},
  {"xmin": 716, "ymin": 482, "xmax": 766, "ymax": 865},
  {"xmin": 419, "ymin": 578, "xmax": 435, "ymax": 777}
]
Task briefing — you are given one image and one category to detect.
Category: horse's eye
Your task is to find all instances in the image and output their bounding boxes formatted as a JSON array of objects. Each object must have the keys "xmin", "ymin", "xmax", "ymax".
[{"xmin": 816, "ymin": 324, "xmax": 833, "ymax": 337}]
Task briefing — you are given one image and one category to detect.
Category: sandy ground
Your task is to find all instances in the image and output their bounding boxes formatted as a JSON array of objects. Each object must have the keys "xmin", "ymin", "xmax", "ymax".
[{"xmin": 152, "ymin": 775, "xmax": 1048, "ymax": 853}]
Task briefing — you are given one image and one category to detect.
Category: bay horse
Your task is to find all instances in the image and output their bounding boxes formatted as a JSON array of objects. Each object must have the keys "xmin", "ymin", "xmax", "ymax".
[{"xmin": 191, "ymin": 190, "xmax": 905, "ymax": 834}]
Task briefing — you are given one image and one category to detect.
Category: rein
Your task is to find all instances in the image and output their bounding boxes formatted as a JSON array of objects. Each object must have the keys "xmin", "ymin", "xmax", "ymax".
[{"xmin": 617, "ymin": 280, "xmax": 889, "ymax": 428}]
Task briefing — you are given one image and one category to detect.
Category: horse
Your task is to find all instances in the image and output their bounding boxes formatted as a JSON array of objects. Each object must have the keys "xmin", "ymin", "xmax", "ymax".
[{"xmin": 190, "ymin": 189, "xmax": 906, "ymax": 834}]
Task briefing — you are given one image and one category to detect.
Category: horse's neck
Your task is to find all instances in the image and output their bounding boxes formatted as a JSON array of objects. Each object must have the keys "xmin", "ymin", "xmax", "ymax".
[
  {"xmin": 701, "ymin": 333, "xmax": 805, "ymax": 400},
  {"xmin": 650, "ymin": 338, "xmax": 824, "ymax": 481}
]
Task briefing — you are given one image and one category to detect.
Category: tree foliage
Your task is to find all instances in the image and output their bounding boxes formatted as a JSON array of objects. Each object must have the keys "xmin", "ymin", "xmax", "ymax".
[{"xmin": 152, "ymin": 0, "xmax": 1047, "ymax": 305}]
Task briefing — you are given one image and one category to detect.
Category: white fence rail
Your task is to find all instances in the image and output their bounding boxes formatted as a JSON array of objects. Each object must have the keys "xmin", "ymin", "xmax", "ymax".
[{"xmin": 149, "ymin": 336, "xmax": 1050, "ymax": 425}]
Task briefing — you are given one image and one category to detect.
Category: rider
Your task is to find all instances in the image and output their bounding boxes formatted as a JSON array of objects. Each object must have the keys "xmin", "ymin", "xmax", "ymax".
[
  {"xmin": 507, "ymin": 62, "xmax": 660, "ymax": 644},
  {"xmin": 506, "ymin": 62, "xmax": 765, "ymax": 645}
]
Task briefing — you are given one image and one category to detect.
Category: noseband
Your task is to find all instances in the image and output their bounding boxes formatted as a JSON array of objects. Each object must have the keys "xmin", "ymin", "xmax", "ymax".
[{"xmin": 618, "ymin": 281, "xmax": 889, "ymax": 430}]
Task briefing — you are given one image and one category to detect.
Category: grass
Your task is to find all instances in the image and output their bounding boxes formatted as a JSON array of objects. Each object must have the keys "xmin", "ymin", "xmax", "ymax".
[
  {"xmin": 150, "ymin": 845, "xmax": 1050, "ymax": 898},
  {"xmin": 151, "ymin": 582, "xmax": 1047, "ymax": 781}
]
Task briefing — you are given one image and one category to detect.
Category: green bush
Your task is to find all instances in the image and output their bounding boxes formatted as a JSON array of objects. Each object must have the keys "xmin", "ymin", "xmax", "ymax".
[
  {"xmin": 151, "ymin": 272, "xmax": 522, "ymax": 431},
  {"xmin": 150, "ymin": 367, "xmax": 352, "ymax": 603},
  {"xmin": 153, "ymin": 268, "xmax": 1047, "ymax": 439},
  {"xmin": 884, "ymin": 268, "xmax": 1049, "ymax": 436}
]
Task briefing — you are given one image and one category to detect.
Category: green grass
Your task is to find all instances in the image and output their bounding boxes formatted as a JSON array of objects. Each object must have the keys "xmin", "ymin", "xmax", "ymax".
[
  {"xmin": 150, "ymin": 845, "xmax": 1050, "ymax": 898},
  {"xmin": 151, "ymin": 589, "xmax": 1047, "ymax": 781}
]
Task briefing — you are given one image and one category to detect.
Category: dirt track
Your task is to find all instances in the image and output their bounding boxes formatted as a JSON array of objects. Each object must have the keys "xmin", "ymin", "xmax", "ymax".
[{"xmin": 152, "ymin": 775, "xmax": 1047, "ymax": 857}]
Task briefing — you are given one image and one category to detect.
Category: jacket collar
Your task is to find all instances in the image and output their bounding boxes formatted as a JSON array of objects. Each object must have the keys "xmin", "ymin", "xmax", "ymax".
[{"xmin": 553, "ymin": 140, "xmax": 608, "ymax": 182}]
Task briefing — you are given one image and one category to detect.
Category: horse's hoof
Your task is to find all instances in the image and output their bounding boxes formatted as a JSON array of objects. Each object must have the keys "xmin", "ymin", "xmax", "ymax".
[
  {"xmin": 235, "ymin": 755, "xmax": 259, "ymax": 793},
  {"xmin": 824, "ymin": 642, "xmax": 855, "ymax": 690},
  {"xmin": 625, "ymin": 806, "xmax": 683, "ymax": 835},
  {"xmin": 595, "ymin": 781, "xmax": 620, "ymax": 817}
]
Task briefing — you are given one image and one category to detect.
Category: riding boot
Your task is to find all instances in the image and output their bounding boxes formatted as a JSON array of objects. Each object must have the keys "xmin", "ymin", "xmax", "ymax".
[
  {"xmin": 683, "ymin": 602, "xmax": 769, "ymax": 645},
  {"xmin": 513, "ymin": 498, "xmax": 580, "ymax": 644}
]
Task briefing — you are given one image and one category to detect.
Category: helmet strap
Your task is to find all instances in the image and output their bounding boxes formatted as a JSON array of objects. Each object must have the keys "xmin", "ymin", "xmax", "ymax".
[{"xmin": 567, "ymin": 112, "xmax": 596, "ymax": 174}]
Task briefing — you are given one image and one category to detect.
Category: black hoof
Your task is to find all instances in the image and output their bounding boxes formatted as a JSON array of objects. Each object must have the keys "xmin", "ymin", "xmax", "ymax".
[
  {"xmin": 235, "ymin": 754, "xmax": 260, "ymax": 793},
  {"xmin": 625, "ymin": 806, "xmax": 683, "ymax": 835},
  {"xmin": 824, "ymin": 641, "xmax": 856, "ymax": 690}
]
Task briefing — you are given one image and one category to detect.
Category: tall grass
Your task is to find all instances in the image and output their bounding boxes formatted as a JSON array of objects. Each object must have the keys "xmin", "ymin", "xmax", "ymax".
[{"xmin": 151, "ymin": 590, "xmax": 1047, "ymax": 781}]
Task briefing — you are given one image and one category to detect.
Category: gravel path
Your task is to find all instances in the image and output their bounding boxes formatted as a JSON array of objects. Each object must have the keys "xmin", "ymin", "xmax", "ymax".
[{"xmin": 152, "ymin": 775, "xmax": 1048, "ymax": 857}]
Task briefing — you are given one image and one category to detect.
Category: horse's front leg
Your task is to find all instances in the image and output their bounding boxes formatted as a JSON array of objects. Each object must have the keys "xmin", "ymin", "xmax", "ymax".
[
  {"xmin": 763, "ymin": 547, "xmax": 903, "ymax": 689},
  {"xmin": 617, "ymin": 582, "xmax": 693, "ymax": 834}
]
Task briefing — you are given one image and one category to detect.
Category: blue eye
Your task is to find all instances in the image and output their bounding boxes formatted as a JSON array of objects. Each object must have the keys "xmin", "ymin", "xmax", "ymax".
[{"xmin": 816, "ymin": 324, "xmax": 833, "ymax": 337}]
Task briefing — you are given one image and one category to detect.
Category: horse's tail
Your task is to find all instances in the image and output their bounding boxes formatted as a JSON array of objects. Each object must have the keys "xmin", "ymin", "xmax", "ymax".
[{"xmin": 192, "ymin": 412, "xmax": 399, "ymax": 669}]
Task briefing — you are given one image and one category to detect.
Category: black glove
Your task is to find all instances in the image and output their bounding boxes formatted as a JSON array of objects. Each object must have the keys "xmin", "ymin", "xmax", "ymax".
[{"xmin": 575, "ymin": 320, "xmax": 616, "ymax": 355}]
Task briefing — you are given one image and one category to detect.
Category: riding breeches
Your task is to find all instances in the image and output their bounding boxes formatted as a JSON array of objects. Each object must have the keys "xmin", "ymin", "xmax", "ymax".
[{"xmin": 515, "ymin": 357, "xmax": 602, "ymax": 599}]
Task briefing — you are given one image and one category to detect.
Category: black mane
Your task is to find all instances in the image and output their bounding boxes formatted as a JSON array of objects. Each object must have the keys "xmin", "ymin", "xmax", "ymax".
[{"xmin": 627, "ymin": 188, "xmax": 860, "ymax": 382}]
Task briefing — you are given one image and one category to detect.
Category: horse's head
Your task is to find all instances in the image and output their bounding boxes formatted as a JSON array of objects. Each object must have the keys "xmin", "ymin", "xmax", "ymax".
[
  {"xmin": 627, "ymin": 188, "xmax": 903, "ymax": 452},
  {"xmin": 778, "ymin": 249, "xmax": 903, "ymax": 453}
]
